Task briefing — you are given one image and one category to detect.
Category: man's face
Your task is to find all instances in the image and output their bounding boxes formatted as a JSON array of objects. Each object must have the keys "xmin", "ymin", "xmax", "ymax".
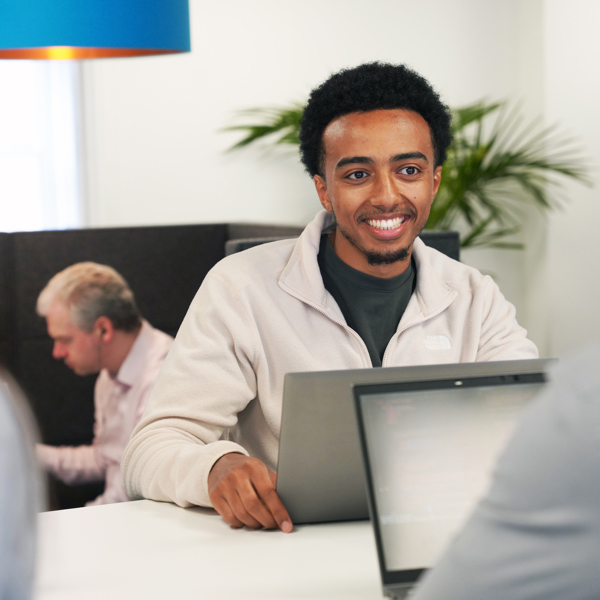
[
  {"xmin": 45, "ymin": 301, "xmax": 102, "ymax": 376},
  {"xmin": 314, "ymin": 109, "xmax": 442, "ymax": 278}
]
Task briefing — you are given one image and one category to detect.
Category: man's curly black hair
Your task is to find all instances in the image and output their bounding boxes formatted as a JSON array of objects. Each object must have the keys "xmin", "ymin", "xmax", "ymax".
[{"xmin": 299, "ymin": 62, "xmax": 453, "ymax": 178}]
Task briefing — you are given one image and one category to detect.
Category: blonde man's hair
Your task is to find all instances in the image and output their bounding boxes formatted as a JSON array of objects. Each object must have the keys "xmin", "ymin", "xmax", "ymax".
[{"xmin": 37, "ymin": 262, "xmax": 142, "ymax": 332}]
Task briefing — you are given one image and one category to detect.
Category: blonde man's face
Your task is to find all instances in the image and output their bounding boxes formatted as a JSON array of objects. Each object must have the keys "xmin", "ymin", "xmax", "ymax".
[{"xmin": 45, "ymin": 302, "xmax": 103, "ymax": 376}]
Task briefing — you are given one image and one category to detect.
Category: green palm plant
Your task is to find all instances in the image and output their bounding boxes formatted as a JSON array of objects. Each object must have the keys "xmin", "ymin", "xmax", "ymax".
[{"xmin": 225, "ymin": 101, "xmax": 589, "ymax": 248}]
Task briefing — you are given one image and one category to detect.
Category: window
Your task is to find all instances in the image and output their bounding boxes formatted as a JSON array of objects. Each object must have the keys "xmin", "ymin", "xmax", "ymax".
[{"xmin": 0, "ymin": 61, "xmax": 83, "ymax": 232}]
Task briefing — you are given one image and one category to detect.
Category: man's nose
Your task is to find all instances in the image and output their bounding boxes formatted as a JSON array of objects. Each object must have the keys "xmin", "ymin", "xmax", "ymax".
[
  {"xmin": 372, "ymin": 173, "xmax": 400, "ymax": 208},
  {"xmin": 52, "ymin": 342, "xmax": 66, "ymax": 360}
]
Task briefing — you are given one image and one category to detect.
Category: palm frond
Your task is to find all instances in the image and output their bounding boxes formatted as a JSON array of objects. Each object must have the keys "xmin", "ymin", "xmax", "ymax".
[
  {"xmin": 452, "ymin": 102, "xmax": 501, "ymax": 133},
  {"xmin": 429, "ymin": 100, "xmax": 590, "ymax": 245},
  {"xmin": 224, "ymin": 105, "xmax": 304, "ymax": 150}
]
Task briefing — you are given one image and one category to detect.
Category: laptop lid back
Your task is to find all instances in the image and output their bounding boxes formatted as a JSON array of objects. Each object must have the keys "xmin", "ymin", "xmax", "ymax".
[
  {"xmin": 353, "ymin": 367, "xmax": 549, "ymax": 592},
  {"xmin": 276, "ymin": 359, "xmax": 552, "ymax": 525}
]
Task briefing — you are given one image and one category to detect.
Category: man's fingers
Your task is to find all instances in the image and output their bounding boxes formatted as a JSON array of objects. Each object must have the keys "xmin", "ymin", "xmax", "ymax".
[
  {"xmin": 210, "ymin": 495, "xmax": 245, "ymax": 529},
  {"xmin": 211, "ymin": 473, "xmax": 265, "ymax": 529},
  {"xmin": 208, "ymin": 453, "xmax": 293, "ymax": 532},
  {"xmin": 265, "ymin": 468, "xmax": 292, "ymax": 531},
  {"xmin": 227, "ymin": 478, "xmax": 275, "ymax": 529},
  {"xmin": 268, "ymin": 470, "xmax": 277, "ymax": 487},
  {"xmin": 252, "ymin": 469, "xmax": 293, "ymax": 533}
]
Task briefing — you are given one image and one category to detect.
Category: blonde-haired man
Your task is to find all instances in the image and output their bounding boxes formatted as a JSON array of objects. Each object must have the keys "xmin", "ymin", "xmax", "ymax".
[{"xmin": 36, "ymin": 262, "xmax": 173, "ymax": 506}]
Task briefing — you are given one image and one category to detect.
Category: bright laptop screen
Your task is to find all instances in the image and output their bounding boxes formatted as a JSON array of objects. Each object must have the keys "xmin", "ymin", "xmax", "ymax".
[{"xmin": 357, "ymin": 377, "xmax": 544, "ymax": 572}]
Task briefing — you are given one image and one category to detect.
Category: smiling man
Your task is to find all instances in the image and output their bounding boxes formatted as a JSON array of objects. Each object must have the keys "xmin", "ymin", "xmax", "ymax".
[
  {"xmin": 123, "ymin": 63, "xmax": 538, "ymax": 531},
  {"xmin": 36, "ymin": 263, "xmax": 173, "ymax": 506}
]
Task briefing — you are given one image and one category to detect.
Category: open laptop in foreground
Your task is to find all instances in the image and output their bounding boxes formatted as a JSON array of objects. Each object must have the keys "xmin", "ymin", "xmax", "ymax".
[
  {"xmin": 276, "ymin": 359, "xmax": 553, "ymax": 525},
  {"xmin": 353, "ymin": 365, "xmax": 551, "ymax": 599}
]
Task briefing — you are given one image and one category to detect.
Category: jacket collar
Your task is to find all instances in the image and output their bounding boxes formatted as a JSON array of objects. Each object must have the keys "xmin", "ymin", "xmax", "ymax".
[
  {"xmin": 279, "ymin": 210, "xmax": 456, "ymax": 323},
  {"xmin": 403, "ymin": 237, "xmax": 457, "ymax": 326},
  {"xmin": 278, "ymin": 211, "xmax": 341, "ymax": 319},
  {"xmin": 113, "ymin": 320, "xmax": 153, "ymax": 387}
]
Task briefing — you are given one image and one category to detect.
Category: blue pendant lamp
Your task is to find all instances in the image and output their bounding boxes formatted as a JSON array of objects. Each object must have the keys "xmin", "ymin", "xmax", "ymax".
[{"xmin": 0, "ymin": 0, "xmax": 190, "ymax": 59}]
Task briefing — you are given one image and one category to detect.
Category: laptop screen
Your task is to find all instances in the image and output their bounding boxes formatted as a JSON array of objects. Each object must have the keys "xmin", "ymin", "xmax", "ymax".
[{"xmin": 354, "ymin": 373, "xmax": 546, "ymax": 584}]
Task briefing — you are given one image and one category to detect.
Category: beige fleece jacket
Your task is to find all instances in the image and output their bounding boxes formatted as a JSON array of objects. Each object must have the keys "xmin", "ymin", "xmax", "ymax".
[{"xmin": 122, "ymin": 211, "xmax": 538, "ymax": 508}]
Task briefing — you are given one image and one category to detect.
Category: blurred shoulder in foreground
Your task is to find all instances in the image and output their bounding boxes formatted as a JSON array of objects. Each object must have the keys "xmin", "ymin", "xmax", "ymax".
[
  {"xmin": 0, "ymin": 368, "xmax": 45, "ymax": 600},
  {"xmin": 412, "ymin": 340, "xmax": 600, "ymax": 600}
]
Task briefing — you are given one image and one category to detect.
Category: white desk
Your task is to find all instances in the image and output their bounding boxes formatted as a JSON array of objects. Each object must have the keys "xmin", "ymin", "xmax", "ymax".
[{"xmin": 34, "ymin": 500, "xmax": 384, "ymax": 600}]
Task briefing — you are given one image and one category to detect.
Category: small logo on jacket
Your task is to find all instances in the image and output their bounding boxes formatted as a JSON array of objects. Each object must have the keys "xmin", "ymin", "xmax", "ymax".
[{"xmin": 423, "ymin": 335, "xmax": 452, "ymax": 350}]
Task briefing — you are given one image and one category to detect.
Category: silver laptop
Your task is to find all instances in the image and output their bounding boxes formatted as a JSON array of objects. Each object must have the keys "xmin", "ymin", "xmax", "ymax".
[
  {"xmin": 276, "ymin": 359, "xmax": 553, "ymax": 525},
  {"xmin": 353, "ymin": 364, "xmax": 551, "ymax": 599}
]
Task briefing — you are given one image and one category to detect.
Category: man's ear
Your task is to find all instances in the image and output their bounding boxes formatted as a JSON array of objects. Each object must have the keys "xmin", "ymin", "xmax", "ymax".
[
  {"xmin": 314, "ymin": 175, "xmax": 333, "ymax": 212},
  {"xmin": 94, "ymin": 316, "xmax": 114, "ymax": 344},
  {"xmin": 432, "ymin": 166, "xmax": 443, "ymax": 198}
]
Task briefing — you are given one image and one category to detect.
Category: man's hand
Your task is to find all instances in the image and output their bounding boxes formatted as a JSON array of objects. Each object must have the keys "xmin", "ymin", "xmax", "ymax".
[{"xmin": 208, "ymin": 453, "xmax": 293, "ymax": 533}]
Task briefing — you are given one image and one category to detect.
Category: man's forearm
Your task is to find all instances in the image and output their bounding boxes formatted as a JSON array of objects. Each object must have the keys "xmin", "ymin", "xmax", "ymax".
[
  {"xmin": 122, "ymin": 422, "xmax": 250, "ymax": 508},
  {"xmin": 36, "ymin": 443, "xmax": 104, "ymax": 484}
]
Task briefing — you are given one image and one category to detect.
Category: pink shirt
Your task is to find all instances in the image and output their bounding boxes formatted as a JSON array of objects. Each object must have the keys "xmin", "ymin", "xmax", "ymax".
[{"xmin": 37, "ymin": 321, "xmax": 173, "ymax": 505}]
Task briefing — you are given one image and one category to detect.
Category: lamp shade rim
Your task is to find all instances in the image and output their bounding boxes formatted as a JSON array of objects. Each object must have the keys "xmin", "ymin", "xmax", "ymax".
[{"xmin": 0, "ymin": 46, "xmax": 188, "ymax": 59}]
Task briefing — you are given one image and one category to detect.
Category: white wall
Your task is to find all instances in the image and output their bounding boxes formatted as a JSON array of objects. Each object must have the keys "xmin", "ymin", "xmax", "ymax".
[
  {"xmin": 540, "ymin": 0, "xmax": 600, "ymax": 357},
  {"xmin": 461, "ymin": 0, "xmax": 546, "ymax": 353},
  {"xmin": 82, "ymin": 0, "xmax": 536, "ymax": 227},
  {"xmin": 85, "ymin": 0, "xmax": 598, "ymax": 357}
]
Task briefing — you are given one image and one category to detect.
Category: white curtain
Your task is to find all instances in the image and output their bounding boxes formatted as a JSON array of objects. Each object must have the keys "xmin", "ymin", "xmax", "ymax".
[{"xmin": 0, "ymin": 61, "xmax": 83, "ymax": 232}]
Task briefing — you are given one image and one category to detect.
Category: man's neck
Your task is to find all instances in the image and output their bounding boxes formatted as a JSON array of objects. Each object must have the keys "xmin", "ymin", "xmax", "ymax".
[{"xmin": 103, "ymin": 326, "xmax": 142, "ymax": 378}]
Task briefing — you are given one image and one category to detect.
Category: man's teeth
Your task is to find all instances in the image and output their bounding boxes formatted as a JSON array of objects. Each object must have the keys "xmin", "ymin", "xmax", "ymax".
[{"xmin": 366, "ymin": 217, "xmax": 406, "ymax": 230}]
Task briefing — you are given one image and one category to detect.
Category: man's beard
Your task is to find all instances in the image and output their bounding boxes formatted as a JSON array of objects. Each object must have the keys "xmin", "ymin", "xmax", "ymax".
[
  {"xmin": 363, "ymin": 245, "xmax": 410, "ymax": 265},
  {"xmin": 333, "ymin": 211, "xmax": 421, "ymax": 266}
]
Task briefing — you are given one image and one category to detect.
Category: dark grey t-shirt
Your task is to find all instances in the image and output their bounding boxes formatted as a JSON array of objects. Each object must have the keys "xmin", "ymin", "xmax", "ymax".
[{"xmin": 317, "ymin": 234, "xmax": 415, "ymax": 367}]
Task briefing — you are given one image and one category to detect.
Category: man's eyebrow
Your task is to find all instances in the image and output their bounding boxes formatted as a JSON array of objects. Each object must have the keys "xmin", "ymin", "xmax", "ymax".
[
  {"xmin": 335, "ymin": 156, "xmax": 374, "ymax": 170},
  {"xmin": 391, "ymin": 152, "xmax": 429, "ymax": 163},
  {"xmin": 335, "ymin": 152, "xmax": 429, "ymax": 171}
]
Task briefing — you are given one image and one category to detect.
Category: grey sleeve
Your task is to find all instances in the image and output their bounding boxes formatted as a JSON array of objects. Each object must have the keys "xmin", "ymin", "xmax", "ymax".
[{"xmin": 411, "ymin": 342, "xmax": 600, "ymax": 600}]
